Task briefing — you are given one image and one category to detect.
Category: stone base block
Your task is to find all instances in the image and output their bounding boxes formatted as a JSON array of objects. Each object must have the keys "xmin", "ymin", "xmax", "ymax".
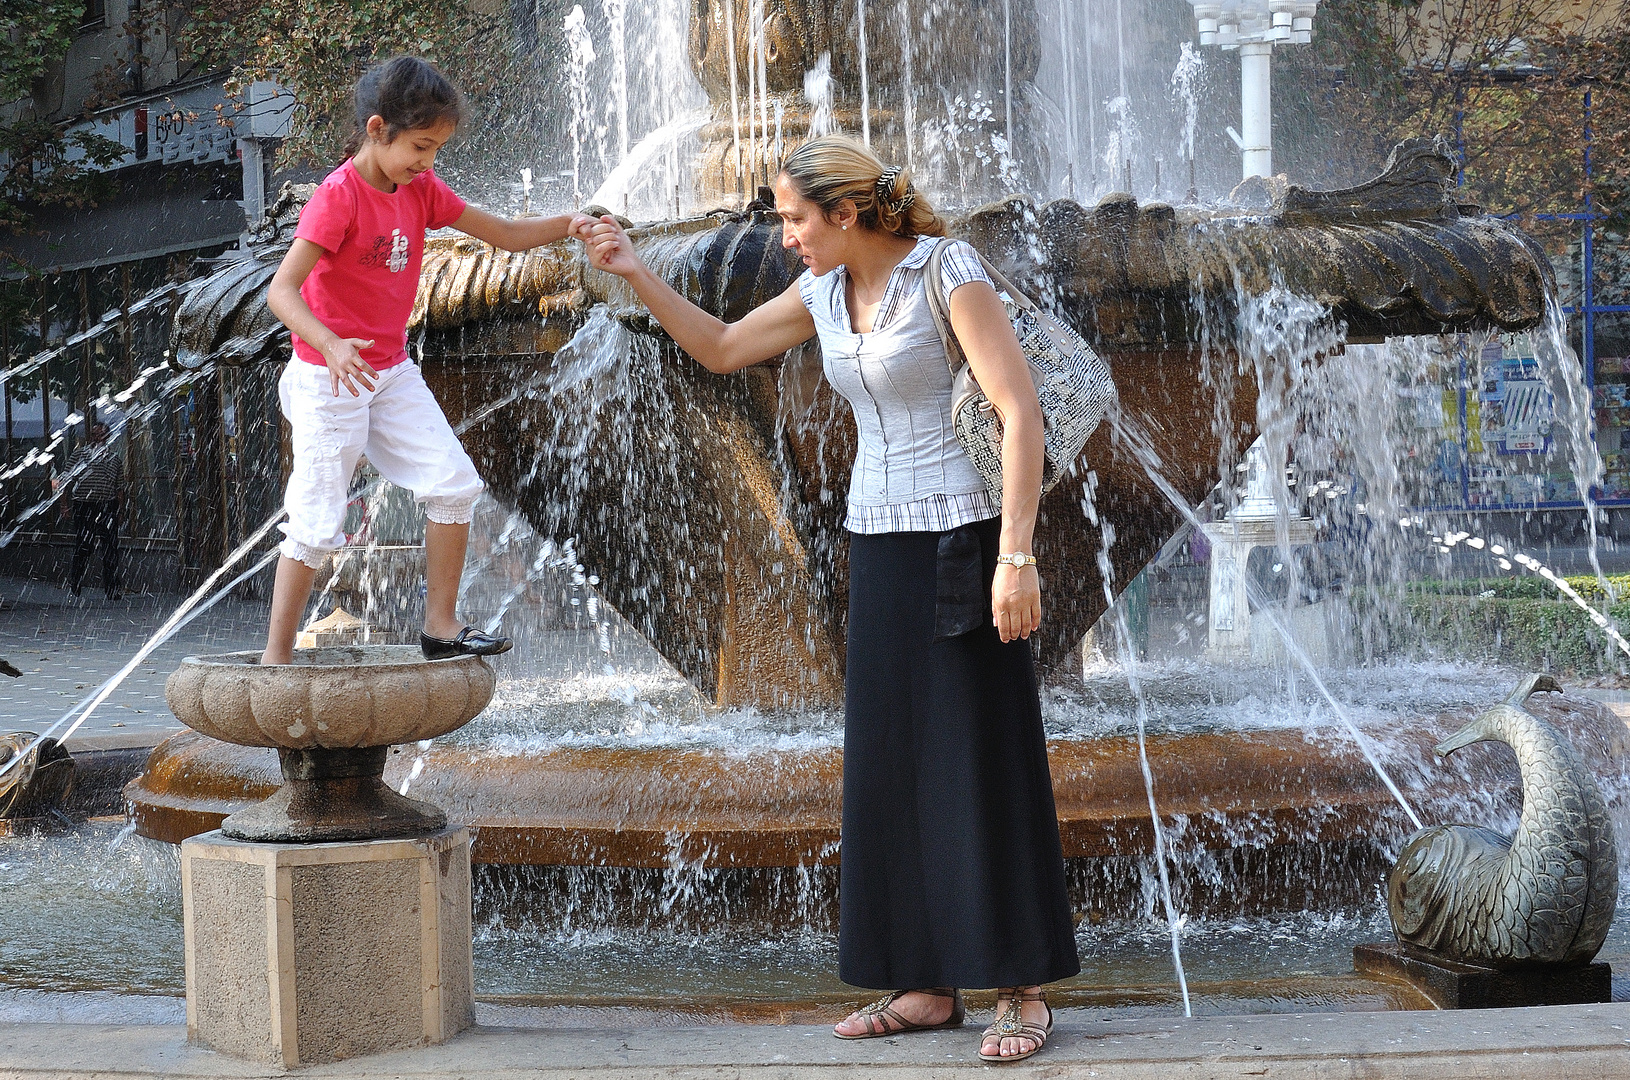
[
  {"xmin": 181, "ymin": 826, "xmax": 473, "ymax": 1066},
  {"xmin": 1354, "ymin": 942, "xmax": 1612, "ymax": 1009}
]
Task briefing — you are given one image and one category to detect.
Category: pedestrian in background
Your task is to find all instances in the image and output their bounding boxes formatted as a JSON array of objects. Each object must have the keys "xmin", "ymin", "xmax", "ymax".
[{"xmin": 59, "ymin": 420, "xmax": 123, "ymax": 601}]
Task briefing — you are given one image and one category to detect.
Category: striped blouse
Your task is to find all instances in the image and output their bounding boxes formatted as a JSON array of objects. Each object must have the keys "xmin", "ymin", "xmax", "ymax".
[{"xmin": 798, "ymin": 235, "xmax": 1001, "ymax": 534}]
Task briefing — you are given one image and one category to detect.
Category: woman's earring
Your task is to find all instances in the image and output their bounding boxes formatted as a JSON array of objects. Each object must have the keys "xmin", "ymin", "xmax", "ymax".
[{"xmin": 841, "ymin": 224, "xmax": 848, "ymax": 231}]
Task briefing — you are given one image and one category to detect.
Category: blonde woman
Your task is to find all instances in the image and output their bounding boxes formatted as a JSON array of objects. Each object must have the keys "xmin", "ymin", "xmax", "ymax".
[{"xmin": 585, "ymin": 135, "xmax": 1078, "ymax": 1063}]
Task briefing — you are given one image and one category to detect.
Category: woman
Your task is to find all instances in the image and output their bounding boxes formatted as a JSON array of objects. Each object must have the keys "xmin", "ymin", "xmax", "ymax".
[{"xmin": 585, "ymin": 135, "xmax": 1078, "ymax": 1063}]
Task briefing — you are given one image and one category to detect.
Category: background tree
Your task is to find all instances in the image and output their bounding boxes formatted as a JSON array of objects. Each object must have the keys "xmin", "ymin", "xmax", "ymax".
[
  {"xmin": 171, "ymin": 0, "xmax": 544, "ymax": 185},
  {"xmin": 1275, "ymin": 0, "xmax": 1624, "ymax": 223},
  {"xmin": 1, "ymin": 0, "xmax": 128, "ymax": 252}
]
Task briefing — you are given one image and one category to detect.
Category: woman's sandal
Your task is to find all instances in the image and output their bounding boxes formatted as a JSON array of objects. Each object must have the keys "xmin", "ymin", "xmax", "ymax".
[
  {"xmin": 833, "ymin": 987, "xmax": 965, "ymax": 1039},
  {"xmin": 978, "ymin": 989, "xmax": 1053, "ymax": 1063}
]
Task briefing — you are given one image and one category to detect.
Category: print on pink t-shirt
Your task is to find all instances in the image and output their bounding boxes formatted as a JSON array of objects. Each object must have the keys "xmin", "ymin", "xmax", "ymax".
[{"xmin": 291, "ymin": 159, "xmax": 466, "ymax": 369}]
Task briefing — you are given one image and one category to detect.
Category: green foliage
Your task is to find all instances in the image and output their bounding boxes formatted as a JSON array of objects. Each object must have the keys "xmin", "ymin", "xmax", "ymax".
[
  {"xmin": 1406, "ymin": 575, "xmax": 1630, "ymax": 601},
  {"xmin": 173, "ymin": 0, "xmax": 507, "ymax": 167},
  {"xmin": 0, "ymin": 1, "xmax": 129, "ymax": 257},
  {"xmin": 0, "ymin": 0, "xmax": 83, "ymax": 103},
  {"xmin": 1274, "ymin": 0, "xmax": 1629, "ymax": 227},
  {"xmin": 1354, "ymin": 579, "xmax": 1630, "ymax": 675}
]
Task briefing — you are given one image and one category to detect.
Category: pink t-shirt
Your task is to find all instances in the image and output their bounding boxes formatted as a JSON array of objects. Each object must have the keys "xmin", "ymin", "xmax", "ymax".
[{"xmin": 291, "ymin": 159, "xmax": 466, "ymax": 368}]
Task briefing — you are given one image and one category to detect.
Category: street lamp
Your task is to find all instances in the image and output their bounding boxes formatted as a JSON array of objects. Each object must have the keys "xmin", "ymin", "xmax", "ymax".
[{"xmin": 1188, "ymin": 0, "xmax": 1317, "ymax": 179}]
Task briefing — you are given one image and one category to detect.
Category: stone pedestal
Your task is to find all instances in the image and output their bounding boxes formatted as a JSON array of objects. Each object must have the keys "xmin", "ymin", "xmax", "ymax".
[
  {"xmin": 181, "ymin": 827, "xmax": 474, "ymax": 1066},
  {"xmin": 1249, "ymin": 595, "xmax": 1353, "ymax": 667},
  {"xmin": 1355, "ymin": 942, "xmax": 1612, "ymax": 1009},
  {"xmin": 1201, "ymin": 516, "xmax": 1317, "ymax": 659}
]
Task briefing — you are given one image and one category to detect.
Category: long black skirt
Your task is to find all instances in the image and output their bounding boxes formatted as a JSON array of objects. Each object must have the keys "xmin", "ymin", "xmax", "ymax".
[{"xmin": 838, "ymin": 516, "xmax": 1080, "ymax": 990}]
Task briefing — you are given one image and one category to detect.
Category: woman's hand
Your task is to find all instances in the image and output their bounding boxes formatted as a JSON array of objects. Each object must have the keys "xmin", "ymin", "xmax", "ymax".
[
  {"xmin": 322, "ymin": 338, "xmax": 378, "ymax": 397},
  {"xmin": 993, "ymin": 562, "xmax": 1042, "ymax": 642},
  {"xmin": 567, "ymin": 213, "xmax": 598, "ymax": 241},
  {"xmin": 585, "ymin": 215, "xmax": 645, "ymax": 278}
]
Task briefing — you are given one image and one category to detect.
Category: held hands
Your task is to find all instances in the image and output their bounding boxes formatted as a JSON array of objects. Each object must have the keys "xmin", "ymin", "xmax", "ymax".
[
  {"xmin": 993, "ymin": 563, "xmax": 1042, "ymax": 643},
  {"xmin": 584, "ymin": 215, "xmax": 643, "ymax": 278},
  {"xmin": 324, "ymin": 338, "xmax": 379, "ymax": 397},
  {"xmin": 566, "ymin": 213, "xmax": 598, "ymax": 242}
]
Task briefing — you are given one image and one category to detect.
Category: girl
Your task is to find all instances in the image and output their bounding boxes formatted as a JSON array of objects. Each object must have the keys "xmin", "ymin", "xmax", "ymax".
[
  {"xmin": 586, "ymin": 136, "xmax": 1078, "ymax": 1063},
  {"xmin": 262, "ymin": 56, "xmax": 591, "ymax": 665}
]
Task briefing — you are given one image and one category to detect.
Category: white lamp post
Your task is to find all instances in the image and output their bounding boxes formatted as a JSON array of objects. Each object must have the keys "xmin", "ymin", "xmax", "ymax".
[{"xmin": 1188, "ymin": 0, "xmax": 1317, "ymax": 179}]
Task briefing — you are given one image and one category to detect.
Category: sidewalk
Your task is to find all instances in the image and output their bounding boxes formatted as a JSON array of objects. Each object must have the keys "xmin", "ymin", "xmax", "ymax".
[
  {"xmin": 0, "ymin": 576, "xmax": 263, "ymax": 746},
  {"xmin": 1, "ymin": 1002, "xmax": 1628, "ymax": 1078}
]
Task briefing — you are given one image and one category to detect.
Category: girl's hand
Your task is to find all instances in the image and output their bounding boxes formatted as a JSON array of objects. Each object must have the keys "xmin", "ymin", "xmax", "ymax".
[
  {"xmin": 585, "ymin": 215, "xmax": 644, "ymax": 278},
  {"xmin": 567, "ymin": 213, "xmax": 598, "ymax": 241},
  {"xmin": 992, "ymin": 562, "xmax": 1042, "ymax": 643},
  {"xmin": 323, "ymin": 338, "xmax": 378, "ymax": 397}
]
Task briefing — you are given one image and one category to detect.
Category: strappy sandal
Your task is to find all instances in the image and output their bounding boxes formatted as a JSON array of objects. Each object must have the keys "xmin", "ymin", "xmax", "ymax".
[
  {"xmin": 833, "ymin": 987, "xmax": 965, "ymax": 1039},
  {"xmin": 978, "ymin": 989, "xmax": 1053, "ymax": 1063}
]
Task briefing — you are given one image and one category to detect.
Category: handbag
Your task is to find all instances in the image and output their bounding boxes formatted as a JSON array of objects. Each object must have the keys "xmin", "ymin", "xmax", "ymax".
[{"xmin": 923, "ymin": 240, "xmax": 1115, "ymax": 499}]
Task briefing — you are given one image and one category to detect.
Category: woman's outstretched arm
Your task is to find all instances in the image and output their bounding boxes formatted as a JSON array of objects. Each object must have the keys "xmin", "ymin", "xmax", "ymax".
[
  {"xmin": 586, "ymin": 215, "xmax": 815, "ymax": 372},
  {"xmin": 949, "ymin": 280, "xmax": 1046, "ymax": 643}
]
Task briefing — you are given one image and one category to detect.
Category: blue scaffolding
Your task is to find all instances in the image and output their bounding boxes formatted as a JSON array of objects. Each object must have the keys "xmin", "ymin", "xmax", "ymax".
[{"xmin": 1434, "ymin": 86, "xmax": 1630, "ymax": 512}]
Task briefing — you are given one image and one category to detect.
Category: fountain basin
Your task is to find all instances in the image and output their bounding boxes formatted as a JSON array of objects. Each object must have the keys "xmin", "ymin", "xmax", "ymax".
[
  {"xmin": 131, "ymin": 728, "xmax": 1433, "ymax": 867},
  {"xmin": 165, "ymin": 646, "xmax": 494, "ymax": 748},
  {"xmin": 161, "ymin": 646, "xmax": 496, "ymax": 843}
]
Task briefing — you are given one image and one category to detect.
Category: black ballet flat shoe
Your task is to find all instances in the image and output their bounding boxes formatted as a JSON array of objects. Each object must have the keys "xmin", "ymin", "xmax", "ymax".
[{"xmin": 420, "ymin": 626, "xmax": 513, "ymax": 660}]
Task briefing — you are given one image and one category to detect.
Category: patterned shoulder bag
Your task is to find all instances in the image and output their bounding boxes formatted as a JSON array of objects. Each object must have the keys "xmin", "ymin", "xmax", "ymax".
[{"xmin": 923, "ymin": 240, "xmax": 1116, "ymax": 499}]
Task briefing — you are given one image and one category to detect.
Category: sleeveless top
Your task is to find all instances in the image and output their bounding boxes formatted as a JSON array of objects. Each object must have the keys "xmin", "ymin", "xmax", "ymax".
[{"xmin": 798, "ymin": 235, "xmax": 1000, "ymax": 534}]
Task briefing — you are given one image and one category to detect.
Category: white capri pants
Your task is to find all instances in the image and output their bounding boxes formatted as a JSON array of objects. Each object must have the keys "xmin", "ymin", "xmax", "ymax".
[{"xmin": 277, "ymin": 358, "xmax": 484, "ymax": 569}]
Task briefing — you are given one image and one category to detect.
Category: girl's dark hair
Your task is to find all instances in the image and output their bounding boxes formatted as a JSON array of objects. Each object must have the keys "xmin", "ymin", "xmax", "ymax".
[{"xmin": 342, "ymin": 56, "xmax": 468, "ymax": 158}]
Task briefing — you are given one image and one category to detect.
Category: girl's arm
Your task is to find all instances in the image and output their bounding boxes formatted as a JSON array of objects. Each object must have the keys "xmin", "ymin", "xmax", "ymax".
[
  {"xmin": 948, "ymin": 281, "xmax": 1046, "ymax": 644},
  {"xmin": 266, "ymin": 238, "xmax": 379, "ymax": 397},
  {"xmin": 586, "ymin": 216, "xmax": 815, "ymax": 372},
  {"xmin": 452, "ymin": 207, "xmax": 596, "ymax": 252}
]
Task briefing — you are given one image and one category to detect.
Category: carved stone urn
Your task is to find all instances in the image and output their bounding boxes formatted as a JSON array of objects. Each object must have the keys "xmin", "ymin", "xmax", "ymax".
[{"xmin": 164, "ymin": 645, "xmax": 495, "ymax": 842}]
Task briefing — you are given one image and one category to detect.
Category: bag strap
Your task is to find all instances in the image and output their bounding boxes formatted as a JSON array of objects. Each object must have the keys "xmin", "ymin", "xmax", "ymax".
[
  {"xmin": 923, "ymin": 239, "xmax": 1068, "ymax": 377},
  {"xmin": 922, "ymin": 240, "xmax": 966, "ymax": 377}
]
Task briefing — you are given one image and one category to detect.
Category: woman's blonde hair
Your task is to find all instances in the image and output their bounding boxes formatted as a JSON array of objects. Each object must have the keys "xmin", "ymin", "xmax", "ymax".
[{"xmin": 779, "ymin": 136, "xmax": 945, "ymax": 238}]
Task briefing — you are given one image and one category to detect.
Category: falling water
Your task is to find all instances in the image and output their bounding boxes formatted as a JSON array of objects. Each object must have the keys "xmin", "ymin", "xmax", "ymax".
[
  {"xmin": 1057, "ymin": 0, "xmax": 1077, "ymax": 198},
  {"xmin": 857, "ymin": 0, "xmax": 871, "ymax": 147},
  {"xmin": 1171, "ymin": 41, "xmax": 1202, "ymax": 190},
  {"xmin": 805, "ymin": 54, "xmax": 834, "ymax": 139},
  {"xmin": 725, "ymin": 0, "xmax": 743, "ymax": 190},
  {"xmin": 2, "ymin": 362, "xmax": 180, "ymax": 544},
  {"xmin": 898, "ymin": 0, "xmax": 915, "ymax": 169},
  {"xmin": 0, "ymin": 538, "xmax": 282, "ymax": 782},
  {"xmin": 745, "ymin": 0, "xmax": 758, "ymax": 180},
  {"xmin": 564, "ymin": 5, "xmax": 597, "ymax": 206},
  {"xmin": 756, "ymin": 0, "xmax": 771, "ymax": 174},
  {"xmin": 1106, "ymin": 404, "xmax": 1429, "ymax": 831},
  {"xmin": 603, "ymin": 0, "xmax": 630, "ymax": 164},
  {"xmin": 1083, "ymin": 473, "xmax": 1193, "ymax": 1017}
]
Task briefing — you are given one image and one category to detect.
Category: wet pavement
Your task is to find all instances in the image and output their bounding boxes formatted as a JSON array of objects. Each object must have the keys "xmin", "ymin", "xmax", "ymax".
[
  {"xmin": 2, "ymin": 1001, "xmax": 1630, "ymax": 1078},
  {"xmin": 0, "ymin": 575, "xmax": 263, "ymax": 747}
]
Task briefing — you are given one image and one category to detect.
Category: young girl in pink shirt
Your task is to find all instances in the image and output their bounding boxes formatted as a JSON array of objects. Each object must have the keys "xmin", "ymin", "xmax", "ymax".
[{"xmin": 263, "ymin": 56, "xmax": 591, "ymax": 664}]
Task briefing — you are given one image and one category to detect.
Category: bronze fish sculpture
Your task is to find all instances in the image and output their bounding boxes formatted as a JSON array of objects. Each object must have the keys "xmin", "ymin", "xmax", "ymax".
[{"xmin": 1388, "ymin": 674, "xmax": 1618, "ymax": 968}]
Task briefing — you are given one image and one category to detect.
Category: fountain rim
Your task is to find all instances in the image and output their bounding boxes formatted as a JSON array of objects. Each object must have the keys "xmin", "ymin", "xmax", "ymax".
[{"xmin": 178, "ymin": 644, "xmax": 484, "ymax": 670}]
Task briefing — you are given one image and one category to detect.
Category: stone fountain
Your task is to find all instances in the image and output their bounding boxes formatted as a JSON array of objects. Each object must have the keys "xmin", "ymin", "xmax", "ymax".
[
  {"xmin": 127, "ymin": 0, "xmax": 1568, "ymax": 949},
  {"xmin": 165, "ymin": 647, "xmax": 494, "ymax": 1066},
  {"xmin": 130, "ymin": 136, "xmax": 1562, "ymax": 895}
]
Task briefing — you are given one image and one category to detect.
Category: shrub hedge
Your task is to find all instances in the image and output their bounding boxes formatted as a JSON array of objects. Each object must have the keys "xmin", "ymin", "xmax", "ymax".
[{"xmin": 1352, "ymin": 576, "xmax": 1630, "ymax": 676}]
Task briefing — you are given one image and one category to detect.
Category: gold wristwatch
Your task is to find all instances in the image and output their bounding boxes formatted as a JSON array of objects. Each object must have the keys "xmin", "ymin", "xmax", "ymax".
[{"xmin": 995, "ymin": 552, "xmax": 1038, "ymax": 570}]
